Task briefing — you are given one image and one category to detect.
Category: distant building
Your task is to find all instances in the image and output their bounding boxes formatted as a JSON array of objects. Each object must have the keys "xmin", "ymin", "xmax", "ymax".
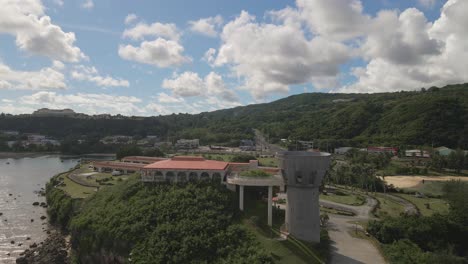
[
  {"xmin": 334, "ymin": 147, "xmax": 353, "ymax": 155},
  {"xmin": 367, "ymin": 147, "xmax": 398, "ymax": 156},
  {"xmin": 175, "ymin": 139, "xmax": 199, "ymax": 149},
  {"xmin": 100, "ymin": 135, "xmax": 133, "ymax": 144},
  {"xmin": 240, "ymin": 139, "xmax": 255, "ymax": 151},
  {"xmin": 405, "ymin": 149, "xmax": 430, "ymax": 158},
  {"xmin": 434, "ymin": 146, "xmax": 454, "ymax": 156},
  {"xmin": 297, "ymin": 140, "xmax": 314, "ymax": 151},
  {"xmin": 32, "ymin": 108, "xmax": 76, "ymax": 117},
  {"xmin": 1, "ymin": 130, "xmax": 19, "ymax": 136}
]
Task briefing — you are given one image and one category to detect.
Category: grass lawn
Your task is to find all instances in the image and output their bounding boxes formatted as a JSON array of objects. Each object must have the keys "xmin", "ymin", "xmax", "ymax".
[
  {"xmin": 57, "ymin": 172, "xmax": 96, "ymax": 199},
  {"xmin": 405, "ymin": 181, "xmax": 446, "ymax": 196},
  {"xmin": 393, "ymin": 193, "xmax": 449, "ymax": 216},
  {"xmin": 258, "ymin": 157, "xmax": 278, "ymax": 167},
  {"xmin": 56, "ymin": 163, "xmax": 135, "ymax": 199},
  {"xmin": 320, "ymin": 192, "xmax": 365, "ymax": 206},
  {"xmin": 373, "ymin": 194, "xmax": 406, "ymax": 218}
]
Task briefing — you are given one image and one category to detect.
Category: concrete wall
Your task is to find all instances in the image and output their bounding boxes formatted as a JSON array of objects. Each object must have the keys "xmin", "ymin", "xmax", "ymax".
[{"xmin": 277, "ymin": 151, "xmax": 331, "ymax": 242}]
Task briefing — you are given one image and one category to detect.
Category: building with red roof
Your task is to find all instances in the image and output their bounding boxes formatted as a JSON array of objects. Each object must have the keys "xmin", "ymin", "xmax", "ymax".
[{"xmin": 141, "ymin": 156, "xmax": 230, "ymax": 183}]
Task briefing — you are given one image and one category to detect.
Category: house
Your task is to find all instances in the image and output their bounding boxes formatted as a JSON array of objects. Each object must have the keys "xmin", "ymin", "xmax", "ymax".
[
  {"xmin": 240, "ymin": 139, "xmax": 255, "ymax": 151},
  {"xmin": 405, "ymin": 149, "xmax": 430, "ymax": 158},
  {"xmin": 367, "ymin": 146, "xmax": 398, "ymax": 156},
  {"xmin": 334, "ymin": 147, "xmax": 353, "ymax": 155},
  {"xmin": 175, "ymin": 139, "xmax": 199, "ymax": 149},
  {"xmin": 434, "ymin": 146, "xmax": 455, "ymax": 156}
]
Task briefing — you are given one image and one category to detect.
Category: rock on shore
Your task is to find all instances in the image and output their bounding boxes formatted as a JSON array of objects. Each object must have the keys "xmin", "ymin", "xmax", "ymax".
[{"xmin": 16, "ymin": 232, "xmax": 69, "ymax": 264}]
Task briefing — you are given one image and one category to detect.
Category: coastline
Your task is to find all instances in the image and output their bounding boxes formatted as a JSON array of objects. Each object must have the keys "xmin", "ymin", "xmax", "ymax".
[{"xmin": 0, "ymin": 152, "xmax": 61, "ymax": 159}]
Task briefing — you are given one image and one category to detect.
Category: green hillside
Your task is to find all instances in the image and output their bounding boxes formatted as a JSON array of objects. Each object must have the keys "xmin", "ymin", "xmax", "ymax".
[{"xmin": 1, "ymin": 83, "xmax": 467, "ymax": 149}]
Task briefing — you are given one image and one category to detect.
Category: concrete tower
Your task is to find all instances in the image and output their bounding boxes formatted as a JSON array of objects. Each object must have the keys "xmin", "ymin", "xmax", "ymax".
[{"xmin": 277, "ymin": 151, "xmax": 331, "ymax": 242}]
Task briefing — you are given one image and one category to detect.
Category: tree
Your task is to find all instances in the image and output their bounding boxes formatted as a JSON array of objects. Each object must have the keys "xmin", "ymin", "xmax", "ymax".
[{"xmin": 116, "ymin": 145, "xmax": 142, "ymax": 160}]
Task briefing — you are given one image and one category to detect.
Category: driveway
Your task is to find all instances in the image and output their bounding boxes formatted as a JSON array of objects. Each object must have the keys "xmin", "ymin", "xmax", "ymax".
[{"xmin": 323, "ymin": 196, "xmax": 386, "ymax": 264}]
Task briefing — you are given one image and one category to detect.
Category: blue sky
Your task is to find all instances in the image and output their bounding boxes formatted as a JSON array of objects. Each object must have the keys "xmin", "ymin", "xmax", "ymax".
[{"xmin": 0, "ymin": 0, "xmax": 466, "ymax": 115}]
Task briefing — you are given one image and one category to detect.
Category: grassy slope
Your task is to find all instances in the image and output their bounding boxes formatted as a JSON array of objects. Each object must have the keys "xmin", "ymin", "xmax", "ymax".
[
  {"xmin": 393, "ymin": 193, "xmax": 449, "ymax": 216},
  {"xmin": 320, "ymin": 193, "xmax": 365, "ymax": 206}
]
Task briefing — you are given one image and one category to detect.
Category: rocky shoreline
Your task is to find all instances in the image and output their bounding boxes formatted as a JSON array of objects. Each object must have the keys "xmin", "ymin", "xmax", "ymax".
[{"xmin": 16, "ymin": 232, "xmax": 70, "ymax": 264}]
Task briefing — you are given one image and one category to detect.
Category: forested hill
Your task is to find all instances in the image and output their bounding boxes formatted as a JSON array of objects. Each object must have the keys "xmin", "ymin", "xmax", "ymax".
[{"xmin": 0, "ymin": 83, "xmax": 467, "ymax": 149}]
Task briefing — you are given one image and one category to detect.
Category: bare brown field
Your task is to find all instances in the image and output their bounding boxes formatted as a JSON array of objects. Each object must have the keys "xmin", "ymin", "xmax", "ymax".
[{"xmin": 382, "ymin": 176, "xmax": 468, "ymax": 188}]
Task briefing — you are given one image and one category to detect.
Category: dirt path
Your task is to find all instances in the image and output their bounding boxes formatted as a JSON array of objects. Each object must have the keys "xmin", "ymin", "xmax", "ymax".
[
  {"xmin": 382, "ymin": 176, "xmax": 468, "ymax": 188},
  {"xmin": 323, "ymin": 196, "xmax": 386, "ymax": 264}
]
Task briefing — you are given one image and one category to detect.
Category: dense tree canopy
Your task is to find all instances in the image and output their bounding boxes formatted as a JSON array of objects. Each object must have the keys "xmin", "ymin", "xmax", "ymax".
[
  {"xmin": 68, "ymin": 178, "xmax": 272, "ymax": 263},
  {"xmin": 1, "ymin": 83, "xmax": 467, "ymax": 149}
]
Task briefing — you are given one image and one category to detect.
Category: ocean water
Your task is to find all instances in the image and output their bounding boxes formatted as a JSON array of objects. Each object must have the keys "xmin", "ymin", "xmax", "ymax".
[{"xmin": 0, "ymin": 156, "xmax": 77, "ymax": 263}]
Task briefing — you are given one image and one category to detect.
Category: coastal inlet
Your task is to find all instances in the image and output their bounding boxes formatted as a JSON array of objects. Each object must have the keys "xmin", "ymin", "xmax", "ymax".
[{"xmin": 0, "ymin": 156, "xmax": 77, "ymax": 264}]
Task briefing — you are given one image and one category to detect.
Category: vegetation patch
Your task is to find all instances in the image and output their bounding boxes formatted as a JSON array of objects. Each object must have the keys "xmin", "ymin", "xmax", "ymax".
[
  {"xmin": 240, "ymin": 169, "xmax": 273, "ymax": 178},
  {"xmin": 320, "ymin": 192, "xmax": 366, "ymax": 206},
  {"xmin": 69, "ymin": 178, "xmax": 272, "ymax": 263}
]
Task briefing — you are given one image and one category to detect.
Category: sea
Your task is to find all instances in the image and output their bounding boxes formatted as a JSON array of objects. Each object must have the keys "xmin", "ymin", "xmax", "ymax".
[{"xmin": 0, "ymin": 156, "xmax": 78, "ymax": 263}]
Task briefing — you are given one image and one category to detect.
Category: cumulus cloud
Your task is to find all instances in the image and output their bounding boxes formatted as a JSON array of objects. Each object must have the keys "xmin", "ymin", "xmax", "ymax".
[
  {"xmin": 0, "ymin": 62, "xmax": 66, "ymax": 90},
  {"xmin": 362, "ymin": 8, "xmax": 442, "ymax": 65},
  {"xmin": 123, "ymin": 22, "xmax": 180, "ymax": 41},
  {"xmin": 156, "ymin": 92, "xmax": 185, "ymax": 103},
  {"xmin": 214, "ymin": 11, "xmax": 350, "ymax": 99},
  {"xmin": 70, "ymin": 65, "xmax": 130, "ymax": 87},
  {"xmin": 125, "ymin": 13, "xmax": 138, "ymax": 25},
  {"xmin": 118, "ymin": 38, "xmax": 191, "ymax": 68},
  {"xmin": 162, "ymin": 71, "xmax": 239, "ymax": 101},
  {"xmin": 296, "ymin": 0, "xmax": 370, "ymax": 40},
  {"xmin": 19, "ymin": 91, "xmax": 143, "ymax": 115},
  {"xmin": 336, "ymin": 0, "xmax": 468, "ymax": 93},
  {"xmin": 188, "ymin": 15, "xmax": 223, "ymax": 37},
  {"xmin": 0, "ymin": 0, "xmax": 86, "ymax": 62},
  {"xmin": 81, "ymin": 0, "xmax": 94, "ymax": 9}
]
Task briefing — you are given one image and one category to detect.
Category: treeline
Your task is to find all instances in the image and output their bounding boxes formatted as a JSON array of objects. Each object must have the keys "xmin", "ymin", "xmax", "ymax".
[
  {"xmin": 328, "ymin": 150, "xmax": 390, "ymax": 192},
  {"xmin": 368, "ymin": 181, "xmax": 468, "ymax": 263},
  {"xmin": 48, "ymin": 177, "xmax": 272, "ymax": 263},
  {"xmin": 1, "ymin": 83, "xmax": 467, "ymax": 149}
]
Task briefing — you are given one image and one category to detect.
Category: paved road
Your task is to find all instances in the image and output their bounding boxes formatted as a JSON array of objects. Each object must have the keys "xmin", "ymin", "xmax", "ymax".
[
  {"xmin": 323, "ymin": 196, "xmax": 386, "ymax": 264},
  {"xmin": 254, "ymin": 129, "xmax": 285, "ymax": 155}
]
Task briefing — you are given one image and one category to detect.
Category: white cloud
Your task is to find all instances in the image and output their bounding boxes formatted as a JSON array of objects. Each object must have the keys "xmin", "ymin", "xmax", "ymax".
[
  {"xmin": 215, "ymin": 11, "xmax": 350, "ymax": 99},
  {"xmin": 418, "ymin": 0, "xmax": 437, "ymax": 8},
  {"xmin": 188, "ymin": 15, "xmax": 223, "ymax": 37},
  {"xmin": 125, "ymin": 13, "xmax": 138, "ymax": 25},
  {"xmin": 81, "ymin": 0, "xmax": 94, "ymax": 9},
  {"xmin": 162, "ymin": 71, "xmax": 204, "ymax": 97},
  {"xmin": 362, "ymin": 8, "xmax": 441, "ymax": 65},
  {"xmin": 0, "ymin": 62, "xmax": 66, "ymax": 90},
  {"xmin": 19, "ymin": 91, "xmax": 143, "ymax": 115},
  {"xmin": 337, "ymin": 0, "xmax": 468, "ymax": 93},
  {"xmin": 0, "ymin": 0, "xmax": 86, "ymax": 62},
  {"xmin": 162, "ymin": 71, "xmax": 239, "ymax": 101},
  {"xmin": 118, "ymin": 38, "xmax": 191, "ymax": 68},
  {"xmin": 156, "ymin": 92, "xmax": 185, "ymax": 103},
  {"xmin": 123, "ymin": 22, "xmax": 180, "ymax": 41},
  {"xmin": 70, "ymin": 65, "xmax": 130, "ymax": 87},
  {"xmin": 296, "ymin": 0, "xmax": 371, "ymax": 40},
  {"xmin": 202, "ymin": 48, "xmax": 216, "ymax": 65},
  {"xmin": 53, "ymin": 0, "xmax": 64, "ymax": 7}
]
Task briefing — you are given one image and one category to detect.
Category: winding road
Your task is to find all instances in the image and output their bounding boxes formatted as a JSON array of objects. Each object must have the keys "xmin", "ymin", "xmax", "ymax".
[{"xmin": 321, "ymin": 196, "xmax": 386, "ymax": 264}]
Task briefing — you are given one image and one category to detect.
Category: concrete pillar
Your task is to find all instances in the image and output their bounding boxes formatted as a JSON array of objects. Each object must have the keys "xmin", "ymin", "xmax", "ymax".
[
  {"xmin": 239, "ymin": 185, "xmax": 244, "ymax": 211},
  {"xmin": 268, "ymin": 185, "xmax": 273, "ymax": 226}
]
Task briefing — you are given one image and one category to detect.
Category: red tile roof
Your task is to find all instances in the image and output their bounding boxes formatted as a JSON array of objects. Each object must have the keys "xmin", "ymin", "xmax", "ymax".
[
  {"xmin": 143, "ymin": 156, "xmax": 229, "ymax": 171},
  {"xmin": 93, "ymin": 161, "xmax": 146, "ymax": 170},
  {"xmin": 121, "ymin": 156, "xmax": 168, "ymax": 162}
]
